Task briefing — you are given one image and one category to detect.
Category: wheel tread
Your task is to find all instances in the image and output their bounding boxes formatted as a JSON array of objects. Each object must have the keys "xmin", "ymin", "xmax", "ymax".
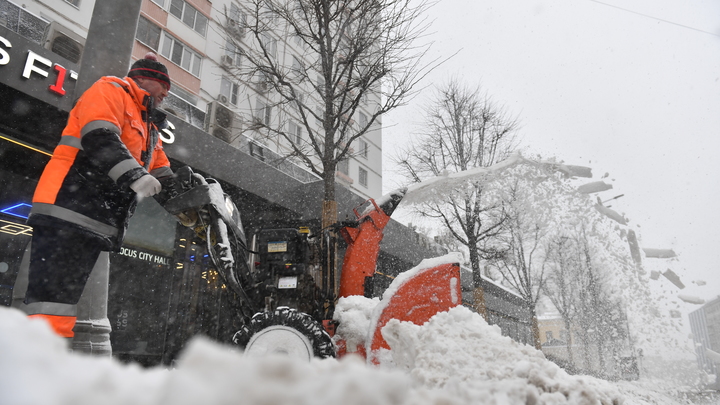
[{"xmin": 232, "ymin": 308, "xmax": 336, "ymax": 358}]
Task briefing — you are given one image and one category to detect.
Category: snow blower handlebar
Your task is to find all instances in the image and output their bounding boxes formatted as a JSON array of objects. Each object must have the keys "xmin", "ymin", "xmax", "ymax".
[{"xmin": 163, "ymin": 167, "xmax": 257, "ymax": 319}]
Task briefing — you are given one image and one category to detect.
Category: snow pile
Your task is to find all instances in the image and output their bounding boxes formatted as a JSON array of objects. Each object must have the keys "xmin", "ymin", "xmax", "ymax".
[
  {"xmin": 0, "ymin": 304, "xmax": 697, "ymax": 405},
  {"xmin": 333, "ymin": 295, "xmax": 379, "ymax": 352},
  {"xmin": 379, "ymin": 306, "xmax": 623, "ymax": 404},
  {"xmin": 0, "ymin": 307, "xmax": 168, "ymax": 405},
  {"xmin": 0, "ymin": 306, "xmax": 428, "ymax": 405}
]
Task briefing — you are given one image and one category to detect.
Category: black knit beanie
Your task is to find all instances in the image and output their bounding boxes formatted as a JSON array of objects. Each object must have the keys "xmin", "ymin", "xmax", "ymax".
[{"xmin": 128, "ymin": 52, "xmax": 171, "ymax": 90}]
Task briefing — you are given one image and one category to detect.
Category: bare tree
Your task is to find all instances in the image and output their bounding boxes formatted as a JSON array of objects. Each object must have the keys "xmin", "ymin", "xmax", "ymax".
[
  {"xmin": 573, "ymin": 227, "xmax": 630, "ymax": 376},
  {"xmin": 544, "ymin": 224, "xmax": 630, "ymax": 376},
  {"xmin": 394, "ymin": 79, "xmax": 520, "ymax": 275},
  {"xmin": 220, "ymin": 0, "xmax": 439, "ymax": 229},
  {"xmin": 543, "ymin": 234, "xmax": 581, "ymax": 365},
  {"xmin": 487, "ymin": 173, "xmax": 554, "ymax": 349},
  {"xmin": 478, "ymin": 161, "xmax": 593, "ymax": 349}
]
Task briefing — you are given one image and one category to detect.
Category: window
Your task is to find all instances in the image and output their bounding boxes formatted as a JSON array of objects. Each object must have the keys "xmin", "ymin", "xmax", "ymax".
[
  {"xmin": 220, "ymin": 77, "xmax": 239, "ymax": 105},
  {"xmin": 229, "ymin": 3, "xmax": 246, "ymax": 25},
  {"xmin": 151, "ymin": 0, "xmax": 165, "ymax": 7},
  {"xmin": 291, "ymin": 56, "xmax": 303, "ymax": 76},
  {"xmin": 358, "ymin": 112, "xmax": 368, "ymax": 128},
  {"xmin": 261, "ymin": 0, "xmax": 279, "ymax": 24},
  {"xmin": 169, "ymin": 0, "xmax": 208, "ymax": 36},
  {"xmin": 169, "ymin": 86, "xmax": 198, "ymax": 106},
  {"xmin": 358, "ymin": 138, "xmax": 368, "ymax": 159},
  {"xmin": 256, "ymin": 71, "xmax": 271, "ymax": 93},
  {"xmin": 64, "ymin": 0, "xmax": 80, "ymax": 7},
  {"xmin": 255, "ymin": 98, "xmax": 272, "ymax": 126},
  {"xmin": 160, "ymin": 33, "xmax": 202, "ymax": 76},
  {"xmin": 358, "ymin": 167, "xmax": 368, "ymax": 187},
  {"xmin": 545, "ymin": 331, "xmax": 553, "ymax": 341},
  {"xmin": 227, "ymin": 3, "xmax": 247, "ymax": 39},
  {"xmin": 260, "ymin": 33, "xmax": 277, "ymax": 58},
  {"xmin": 317, "ymin": 140, "xmax": 324, "ymax": 157},
  {"xmin": 291, "ymin": 92, "xmax": 305, "ymax": 111},
  {"xmin": 169, "ymin": 0, "xmax": 183, "ymax": 20},
  {"xmin": 249, "ymin": 142, "xmax": 265, "ymax": 161},
  {"xmin": 315, "ymin": 105, "xmax": 325, "ymax": 127},
  {"xmin": 225, "ymin": 40, "xmax": 243, "ymax": 66},
  {"xmin": 289, "ymin": 121, "xmax": 303, "ymax": 144},
  {"xmin": 136, "ymin": 17, "xmax": 162, "ymax": 50},
  {"xmin": 337, "ymin": 158, "xmax": 349, "ymax": 175}
]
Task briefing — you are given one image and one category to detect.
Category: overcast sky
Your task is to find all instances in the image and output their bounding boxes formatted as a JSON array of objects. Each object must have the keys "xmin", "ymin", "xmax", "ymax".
[{"xmin": 382, "ymin": 0, "xmax": 720, "ymax": 302}]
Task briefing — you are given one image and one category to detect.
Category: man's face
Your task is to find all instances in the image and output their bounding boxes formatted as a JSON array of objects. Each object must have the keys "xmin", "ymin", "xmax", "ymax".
[{"xmin": 136, "ymin": 78, "xmax": 169, "ymax": 107}]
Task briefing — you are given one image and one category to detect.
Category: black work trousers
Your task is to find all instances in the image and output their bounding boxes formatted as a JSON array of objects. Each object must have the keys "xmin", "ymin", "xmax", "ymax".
[{"xmin": 25, "ymin": 225, "xmax": 106, "ymax": 305}]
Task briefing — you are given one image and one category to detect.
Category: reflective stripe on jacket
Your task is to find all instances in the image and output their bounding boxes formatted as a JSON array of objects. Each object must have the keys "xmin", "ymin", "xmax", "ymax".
[{"xmin": 29, "ymin": 76, "xmax": 171, "ymax": 249}]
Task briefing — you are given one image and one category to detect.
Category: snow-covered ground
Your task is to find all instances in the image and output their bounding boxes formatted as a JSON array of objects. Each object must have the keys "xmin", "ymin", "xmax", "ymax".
[{"xmin": 1, "ymin": 303, "xmax": 711, "ymax": 405}]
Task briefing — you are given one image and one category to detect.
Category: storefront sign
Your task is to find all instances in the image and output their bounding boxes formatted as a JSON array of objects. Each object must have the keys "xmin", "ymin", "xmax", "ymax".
[
  {"xmin": 0, "ymin": 34, "xmax": 78, "ymax": 96},
  {"xmin": 119, "ymin": 246, "xmax": 171, "ymax": 266},
  {"xmin": 20, "ymin": 50, "xmax": 78, "ymax": 96},
  {"xmin": 0, "ymin": 27, "xmax": 79, "ymax": 111}
]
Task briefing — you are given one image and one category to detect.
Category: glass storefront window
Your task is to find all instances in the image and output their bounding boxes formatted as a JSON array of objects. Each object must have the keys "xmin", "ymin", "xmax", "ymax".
[{"xmin": 0, "ymin": 134, "xmax": 48, "ymax": 305}]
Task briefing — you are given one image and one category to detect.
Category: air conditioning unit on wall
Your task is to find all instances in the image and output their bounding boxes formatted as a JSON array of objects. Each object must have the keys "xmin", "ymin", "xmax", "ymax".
[
  {"xmin": 205, "ymin": 101, "xmax": 235, "ymax": 143},
  {"xmin": 43, "ymin": 21, "xmax": 86, "ymax": 64},
  {"xmin": 227, "ymin": 19, "xmax": 245, "ymax": 40},
  {"xmin": 220, "ymin": 54, "xmax": 233, "ymax": 66},
  {"xmin": 256, "ymin": 80, "xmax": 269, "ymax": 94}
]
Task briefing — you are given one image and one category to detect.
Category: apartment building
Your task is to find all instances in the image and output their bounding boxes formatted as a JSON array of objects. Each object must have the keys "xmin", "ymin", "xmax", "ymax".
[{"xmin": 4, "ymin": 0, "xmax": 382, "ymax": 199}]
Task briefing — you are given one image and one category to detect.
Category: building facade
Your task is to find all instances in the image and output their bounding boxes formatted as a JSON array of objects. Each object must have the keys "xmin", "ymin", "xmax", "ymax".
[
  {"xmin": 5, "ymin": 0, "xmax": 383, "ymax": 199},
  {"xmin": 689, "ymin": 296, "xmax": 720, "ymax": 383}
]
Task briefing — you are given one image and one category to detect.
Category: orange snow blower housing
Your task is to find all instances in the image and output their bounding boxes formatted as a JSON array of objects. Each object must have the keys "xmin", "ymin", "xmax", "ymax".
[{"xmin": 335, "ymin": 192, "xmax": 462, "ymax": 361}]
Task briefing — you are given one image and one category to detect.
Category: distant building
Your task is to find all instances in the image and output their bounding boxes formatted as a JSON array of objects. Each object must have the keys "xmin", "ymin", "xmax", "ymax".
[
  {"xmin": 689, "ymin": 296, "xmax": 720, "ymax": 385},
  {"xmin": 538, "ymin": 316, "xmax": 569, "ymax": 347},
  {"xmin": 537, "ymin": 315, "xmax": 574, "ymax": 367},
  {"xmin": 537, "ymin": 314, "xmax": 637, "ymax": 380}
]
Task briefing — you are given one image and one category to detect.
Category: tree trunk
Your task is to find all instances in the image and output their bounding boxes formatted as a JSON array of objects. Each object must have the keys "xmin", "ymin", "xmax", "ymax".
[
  {"xmin": 72, "ymin": 0, "xmax": 144, "ymax": 356},
  {"xmin": 564, "ymin": 318, "xmax": 574, "ymax": 367},
  {"xmin": 321, "ymin": 200, "xmax": 339, "ymax": 299},
  {"xmin": 531, "ymin": 308, "xmax": 541, "ymax": 350},
  {"xmin": 472, "ymin": 286, "xmax": 488, "ymax": 320},
  {"xmin": 468, "ymin": 234, "xmax": 481, "ymax": 275}
]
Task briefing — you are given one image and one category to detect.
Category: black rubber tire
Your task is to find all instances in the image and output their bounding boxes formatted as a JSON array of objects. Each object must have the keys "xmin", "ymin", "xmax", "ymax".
[{"xmin": 232, "ymin": 307, "xmax": 336, "ymax": 359}]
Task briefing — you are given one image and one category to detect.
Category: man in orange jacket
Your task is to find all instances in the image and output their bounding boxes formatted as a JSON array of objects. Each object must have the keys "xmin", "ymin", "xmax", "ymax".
[{"xmin": 22, "ymin": 53, "xmax": 175, "ymax": 338}]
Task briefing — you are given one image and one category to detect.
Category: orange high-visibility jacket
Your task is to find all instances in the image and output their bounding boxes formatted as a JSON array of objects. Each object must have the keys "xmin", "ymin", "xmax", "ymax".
[{"xmin": 28, "ymin": 76, "xmax": 172, "ymax": 249}]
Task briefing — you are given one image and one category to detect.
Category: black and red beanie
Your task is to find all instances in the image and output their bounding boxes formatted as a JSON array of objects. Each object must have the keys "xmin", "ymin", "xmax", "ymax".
[{"xmin": 128, "ymin": 52, "xmax": 171, "ymax": 90}]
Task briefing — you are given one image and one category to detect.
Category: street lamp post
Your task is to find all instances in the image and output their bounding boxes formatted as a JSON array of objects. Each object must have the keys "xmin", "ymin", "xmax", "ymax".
[{"xmin": 72, "ymin": 0, "xmax": 143, "ymax": 356}]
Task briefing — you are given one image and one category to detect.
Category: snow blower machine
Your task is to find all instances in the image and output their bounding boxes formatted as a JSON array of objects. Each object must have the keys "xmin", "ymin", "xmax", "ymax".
[{"xmin": 162, "ymin": 167, "xmax": 462, "ymax": 361}]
